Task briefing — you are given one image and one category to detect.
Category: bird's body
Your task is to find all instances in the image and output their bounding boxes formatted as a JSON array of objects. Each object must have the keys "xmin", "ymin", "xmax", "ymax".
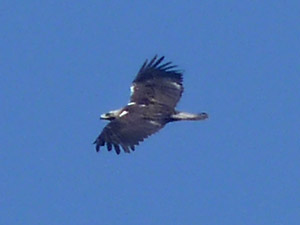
[{"xmin": 94, "ymin": 56, "xmax": 208, "ymax": 154}]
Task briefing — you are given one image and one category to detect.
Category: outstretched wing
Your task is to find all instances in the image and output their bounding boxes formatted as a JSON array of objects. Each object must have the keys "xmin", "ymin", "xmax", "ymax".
[
  {"xmin": 94, "ymin": 111, "xmax": 164, "ymax": 154},
  {"xmin": 130, "ymin": 55, "xmax": 184, "ymax": 108}
]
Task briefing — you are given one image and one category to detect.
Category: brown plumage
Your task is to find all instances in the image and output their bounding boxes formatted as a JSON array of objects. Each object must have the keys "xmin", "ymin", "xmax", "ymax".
[{"xmin": 94, "ymin": 55, "xmax": 208, "ymax": 154}]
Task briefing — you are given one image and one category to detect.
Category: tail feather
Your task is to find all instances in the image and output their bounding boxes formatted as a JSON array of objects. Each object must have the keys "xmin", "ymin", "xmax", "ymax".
[{"xmin": 171, "ymin": 112, "xmax": 208, "ymax": 121}]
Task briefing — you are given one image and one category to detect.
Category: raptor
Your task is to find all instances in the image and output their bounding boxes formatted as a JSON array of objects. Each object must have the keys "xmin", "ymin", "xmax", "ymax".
[{"xmin": 94, "ymin": 56, "xmax": 208, "ymax": 154}]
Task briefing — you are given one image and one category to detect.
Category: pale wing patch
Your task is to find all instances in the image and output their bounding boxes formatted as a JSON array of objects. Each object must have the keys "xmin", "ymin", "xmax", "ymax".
[
  {"xmin": 149, "ymin": 120, "xmax": 161, "ymax": 127},
  {"xmin": 130, "ymin": 84, "xmax": 135, "ymax": 96},
  {"xmin": 172, "ymin": 82, "xmax": 182, "ymax": 89},
  {"xmin": 119, "ymin": 110, "xmax": 129, "ymax": 117},
  {"xmin": 128, "ymin": 102, "xmax": 136, "ymax": 105}
]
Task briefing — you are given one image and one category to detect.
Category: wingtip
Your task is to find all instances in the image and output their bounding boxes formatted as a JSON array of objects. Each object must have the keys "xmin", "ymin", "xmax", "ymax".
[
  {"xmin": 130, "ymin": 145, "xmax": 135, "ymax": 151},
  {"xmin": 148, "ymin": 55, "xmax": 158, "ymax": 67},
  {"xmin": 94, "ymin": 137, "xmax": 105, "ymax": 152}
]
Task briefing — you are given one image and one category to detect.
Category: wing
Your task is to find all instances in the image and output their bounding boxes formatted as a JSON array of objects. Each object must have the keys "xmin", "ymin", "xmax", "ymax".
[
  {"xmin": 94, "ymin": 111, "xmax": 164, "ymax": 154},
  {"xmin": 130, "ymin": 55, "xmax": 184, "ymax": 108}
]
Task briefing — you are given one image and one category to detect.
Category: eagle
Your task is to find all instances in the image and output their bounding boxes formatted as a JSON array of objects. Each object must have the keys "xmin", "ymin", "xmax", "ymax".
[{"xmin": 94, "ymin": 55, "xmax": 208, "ymax": 154}]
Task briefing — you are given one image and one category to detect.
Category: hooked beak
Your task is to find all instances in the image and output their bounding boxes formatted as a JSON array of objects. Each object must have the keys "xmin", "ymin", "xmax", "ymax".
[
  {"xmin": 99, "ymin": 109, "xmax": 121, "ymax": 120},
  {"xmin": 100, "ymin": 113, "xmax": 109, "ymax": 120}
]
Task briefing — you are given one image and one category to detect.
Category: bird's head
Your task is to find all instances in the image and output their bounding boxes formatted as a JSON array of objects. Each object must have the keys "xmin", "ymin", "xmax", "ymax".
[{"xmin": 100, "ymin": 109, "xmax": 122, "ymax": 120}]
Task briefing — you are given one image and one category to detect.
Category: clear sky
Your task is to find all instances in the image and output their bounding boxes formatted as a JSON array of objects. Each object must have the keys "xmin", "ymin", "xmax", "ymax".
[{"xmin": 1, "ymin": 1, "xmax": 300, "ymax": 225}]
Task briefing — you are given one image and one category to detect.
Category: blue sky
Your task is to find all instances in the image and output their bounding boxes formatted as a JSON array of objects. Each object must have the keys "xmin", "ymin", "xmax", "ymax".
[{"xmin": 1, "ymin": 1, "xmax": 300, "ymax": 224}]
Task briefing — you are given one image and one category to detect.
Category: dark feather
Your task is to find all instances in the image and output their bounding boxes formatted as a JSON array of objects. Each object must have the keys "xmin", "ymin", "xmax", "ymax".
[
  {"xmin": 157, "ymin": 61, "xmax": 172, "ymax": 69},
  {"xmin": 94, "ymin": 105, "xmax": 165, "ymax": 154},
  {"xmin": 152, "ymin": 56, "xmax": 164, "ymax": 67},
  {"xmin": 114, "ymin": 144, "xmax": 121, "ymax": 154},
  {"xmin": 122, "ymin": 145, "xmax": 130, "ymax": 153},
  {"xmin": 107, "ymin": 142, "xmax": 112, "ymax": 151},
  {"xmin": 147, "ymin": 55, "xmax": 158, "ymax": 67},
  {"xmin": 131, "ymin": 56, "xmax": 183, "ymax": 108}
]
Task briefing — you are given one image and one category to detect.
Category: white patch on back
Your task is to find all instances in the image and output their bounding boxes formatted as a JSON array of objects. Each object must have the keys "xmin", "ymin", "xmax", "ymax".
[
  {"xmin": 130, "ymin": 84, "xmax": 135, "ymax": 96},
  {"xmin": 172, "ymin": 82, "xmax": 181, "ymax": 89},
  {"xmin": 119, "ymin": 110, "xmax": 129, "ymax": 117},
  {"xmin": 128, "ymin": 102, "xmax": 136, "ymax": 105},
  {"xmin": 139, "ymin": 104, "xmax": 146, "ymax": 107}
]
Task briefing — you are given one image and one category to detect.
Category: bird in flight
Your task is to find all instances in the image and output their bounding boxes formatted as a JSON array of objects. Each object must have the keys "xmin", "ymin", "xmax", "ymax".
[{"xmin": 94, "ymin": 55, "xmax": 208, "ymax": 154}]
